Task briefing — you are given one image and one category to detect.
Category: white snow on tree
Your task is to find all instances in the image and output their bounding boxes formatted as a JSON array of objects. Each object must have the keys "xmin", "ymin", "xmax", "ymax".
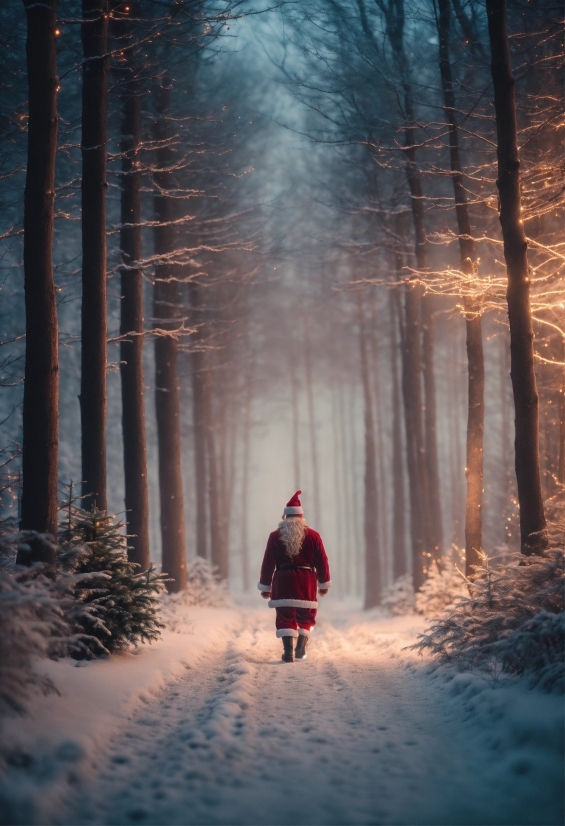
[
  {"xmin": 415, "ymin": 553, "xmax": 468, "ymax": 616},
  {"xmin": 382, "ymin": 573, "xmax": 415, "ymax": 616},
  {"xmin": 413, "ymin": 527, "xmax": 565, "ymax": 692},
  {"xmin": 0, "ymin": 562, "xmax": 66, "ymax": 716}
]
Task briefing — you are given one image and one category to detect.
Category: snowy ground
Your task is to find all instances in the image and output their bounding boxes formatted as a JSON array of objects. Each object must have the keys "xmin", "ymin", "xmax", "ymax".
[{"xmin": 1, "ymin": 601, "xmax": 563, "ymax": 826}]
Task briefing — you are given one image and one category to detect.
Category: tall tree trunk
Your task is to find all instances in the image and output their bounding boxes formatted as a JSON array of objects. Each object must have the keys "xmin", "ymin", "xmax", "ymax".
[
  {"xmin": 240, "ymin": 359, "xmax": 252, "ymax": 591},
  {"xmin": 395, "ymin": 213, "xmax": 430, "ymax": 590},
  {"xmin": 558, "ymin": 337, "xmax": 565, "ymax": 485},
  {"xmin": 119, "ymin": 24, "xmax": 150, "ymax": 571},
  {"xmin": 401, "ymin": 283, "xmax": 430, "ymax": 590},
  {"xmin": 421, "ymin": 299, "xmax": 443, "ymax": 557},
  {"xmin": 358, "ymin": 294, "xmax": 381, "ymax": 608},
  {"xmin": 152, "ymin": 81, "xmax": 187, "ymax": 591},
  {"xmin": 20, "ymin": 0, "xmax": 59, "ymax": 558},
  {"xmin": 80, "ymin": 0, "xmax": 108, "ymax": 512},
  {"xmin": 290, "ymin": 353, "xmax": 301, "ymax": 489},
  {"xmin": 437, "ymin": 0, "xmax": 484, "ymax": 575},
  {"xmin": 398, "ymin": 51, "xmax": 437, "ymax": 563},
  {"xmin": 380, "ymin": 0, "xmax": 440, "ymax": 569},
  {"xmin": 390, "ymin": 289, "xmax": 406, "ymax": 579},
  {"xmin": 369, "ymin": 298, "xmax": 389, "ymax": 576},
  {"xmin": 206, "ymin": 375, "xmax": 227, "ymax": 579},
  {"xmin": 337, "ymin": 382, "xmax": 352, "ymax": 595},
  {"xmin": 303, "ymin": 321, "xmax": 321, "ymax": 528},
  {"xmin": 331, "ymin": 383, "xmax": 344, "ymax": 596},
  {"xmin": 188, "ymin": 282, "xmax": 208, "ymax": 558},
  {"xmin": 486, "ymin": 0, "xmax": 546, "ymax": 554}
]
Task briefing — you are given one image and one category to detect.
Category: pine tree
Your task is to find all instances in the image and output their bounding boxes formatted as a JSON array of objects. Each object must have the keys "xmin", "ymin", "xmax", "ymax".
[{"xmin": 58, "ymin": 488, "xmax": 167, "ymax": 656}]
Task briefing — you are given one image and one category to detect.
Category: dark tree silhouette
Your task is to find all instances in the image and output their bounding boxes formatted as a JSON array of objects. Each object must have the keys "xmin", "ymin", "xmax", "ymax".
[
  {"xmin": 117, "ymin": 4, "xmax": 150, "ymax": 571},
  {"xmin": 80, "ymin": 0, "xmax": 109, "ymax": 511},
  {"xmin": 436, "ymin": 0, "xmax": 485, "ymax": 575},
  {"xmin": 19, "ymin": 0, "xmax": 59, "ymax": 556},
  {"xmin": 152, "ymin": 80, "xmax": 187, "ymax": 591},
  {"xmin": 358, "ymin": 293, "xmax": 381, "ymax": 607},
  {"xmin": 486, "ymin": 0, "xmax": 546, "ymax": 554}
]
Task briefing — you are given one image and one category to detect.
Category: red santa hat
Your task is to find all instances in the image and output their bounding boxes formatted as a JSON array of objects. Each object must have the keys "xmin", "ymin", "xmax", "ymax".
[{"xmin": 284, "ymin": 490, "xmax": 304, "ymax": 516}]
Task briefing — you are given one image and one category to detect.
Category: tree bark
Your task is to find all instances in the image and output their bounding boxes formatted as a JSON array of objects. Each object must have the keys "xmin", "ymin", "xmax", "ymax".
[
  {"xmin": 290, "ymin": 352, "xmax": 301, "ymax": 490},
  {"xmin": 486, "ymin": 0, "xmax": 546, "ymax": 554},
  {"xmin": 304, "ymin": 320, "xmax": 321, "ymax": 529},
  {"xmin": 119, "ymin": 29, "xmax": 150, "ymax": 571},
  {"xmin": 390, "ymin": 289, "xmax": 406, "ymax": 579},
  {"xmin": 240, "ymin": 359, "xmax": 252, "ymax": 591},
  {"xmin": 152, "ymin": 81, "xmax": 187, "ymax": 591},
  {"xmin": 558, "ymin": 337, "xmax": 565, "ymax": 485},
  {"xmin": 189, "ymin": 282, "xmax": 209, "ymax": 559},
  {"xmin": 380, "ymin": 0, "xmax": 440, "ymax": 568},
  {"xmin": 206, "ymin": 371, "xmax": 228, "ymax": 580},
  {"xmin": 80, "ymin": 0, "xmax": 108, "ymax": 512},
  {"xmin": 394, "ymin": 213, "xmax": 430, "ymax": 590},
  {"xmin": 20, "ymin": 0, "xmax": 59, "ymax": 557},
  {"xmin": 421, "ymin": 298, "xmax": 443, "ymax": 557},
  {"xmin": 358, "ymin": 294, "xmax": 381, "ymax": 608},
  {"xmin": 436, "ymin": 0, "xmax": 485, "ymax": 575}
]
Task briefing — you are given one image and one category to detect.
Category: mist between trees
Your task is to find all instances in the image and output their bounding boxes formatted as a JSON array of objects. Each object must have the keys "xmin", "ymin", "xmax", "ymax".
[{"xmin": 0, "ymin": 0, "xmax": 562, "ymax": 604}]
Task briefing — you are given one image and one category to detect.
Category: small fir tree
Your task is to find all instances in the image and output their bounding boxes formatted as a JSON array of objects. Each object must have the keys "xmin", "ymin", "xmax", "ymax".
[{"xmin": 58, "ymin": 485, "xmax": 167, "ymax": 656}]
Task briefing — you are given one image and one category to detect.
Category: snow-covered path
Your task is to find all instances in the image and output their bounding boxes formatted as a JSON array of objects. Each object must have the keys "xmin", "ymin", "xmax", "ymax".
[{"xmin": 64, "ymin": 607, "xmax": 563, "ymax": 826}]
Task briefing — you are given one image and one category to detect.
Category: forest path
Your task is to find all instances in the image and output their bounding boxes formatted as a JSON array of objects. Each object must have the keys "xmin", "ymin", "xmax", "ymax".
[{"xmin": 65, "ymin": 606, "xmax": 552, "ymax": 826}]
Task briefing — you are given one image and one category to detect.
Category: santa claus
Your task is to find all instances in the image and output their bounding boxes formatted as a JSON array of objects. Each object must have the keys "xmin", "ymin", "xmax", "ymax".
[{"xmin": 258, "ymin": 491, "xmax": 331, "ymax": 662}]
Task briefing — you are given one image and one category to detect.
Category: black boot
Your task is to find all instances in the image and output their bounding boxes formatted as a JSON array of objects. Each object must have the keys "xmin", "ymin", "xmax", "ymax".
[
  {"xmin": 281, "ymin": 636, "xmax": 294, "ymax": 662},
  {"xmin": 295, "ymin": 635, "xmax": 308, "ymax": 660}
]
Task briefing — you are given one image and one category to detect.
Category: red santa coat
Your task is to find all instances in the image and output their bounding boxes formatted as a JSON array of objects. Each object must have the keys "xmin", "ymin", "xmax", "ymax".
[{"xmin": 258, "ymin": 527, "xmax": 331, "ymax": 609}]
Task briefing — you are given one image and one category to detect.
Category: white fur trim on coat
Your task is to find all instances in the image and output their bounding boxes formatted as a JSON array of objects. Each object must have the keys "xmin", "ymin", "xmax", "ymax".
[
  {"xmin": 268, "ymin": 598, "xmax": 318, "ymax": 609},
  {"xmin": 257, "ymin": 582, "xmax": 272, "ymax": 592},
  {"xmin": 297, "ymin": 627, "xmax": 311, "ymax": 636},
  {"xmin": 317, "ymin": 581, "xmax": 332, "ymax": 590},
  {"xmin": 276, "ymin": 628, "xmax": 299, "ymax": 638}
]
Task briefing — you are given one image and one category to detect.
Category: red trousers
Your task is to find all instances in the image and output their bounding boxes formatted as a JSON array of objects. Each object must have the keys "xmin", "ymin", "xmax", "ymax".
[{"xmin": 275, "ymin": 606, "xmax": 317, "ymax": 637}]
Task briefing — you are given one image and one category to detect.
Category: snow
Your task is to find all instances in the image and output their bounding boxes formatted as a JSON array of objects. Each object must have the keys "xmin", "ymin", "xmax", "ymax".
[{"xmin": 0, "ymin": 601, "xmax": 562, "ymax": 825}]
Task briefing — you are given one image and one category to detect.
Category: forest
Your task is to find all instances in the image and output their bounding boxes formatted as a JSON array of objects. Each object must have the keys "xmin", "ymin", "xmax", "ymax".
[{"xmin": 0, "ymin": 0, "xmax": 563, "ymax": 824}]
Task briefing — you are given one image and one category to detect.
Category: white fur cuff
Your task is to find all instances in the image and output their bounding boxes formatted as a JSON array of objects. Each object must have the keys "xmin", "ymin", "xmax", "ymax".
[
  {"xmin": 318, "ymin": 581, "xmax": 331, "ymax": 590},
  {"xmin": 257, "ymin": 582, "xmax": 272, "ymax": 592},
  {"xmin": 269, "ymin": 598, "xmax": 318, "ymax": 609},
  {"xmin": 298, "ymin": 627, "xmax": 311, "ymax": 636},
  {"xmin": 276, "ymin": 628, "xmax": 299, "ymax": 638}
]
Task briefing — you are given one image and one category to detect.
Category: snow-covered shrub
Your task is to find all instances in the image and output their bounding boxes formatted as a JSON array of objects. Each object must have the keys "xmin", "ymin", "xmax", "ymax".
[
  {"xmin": 415, "ymin": 554, "xmax": 467, "ymax": 616},
  {"xmin": 58, "ymin": 503, "xmax": 167, "ymax": 657},
  {"xmin": 0, "ymin": 565, "xmax": 67, "ymax": 715},
  {"xmin": 382, "ymin": 573, "xmax": 414, "ymax": 615},
  {"xmin": 413, "ymin": 538, "xmax": 565, "ymax": 691},
  {"xmin": 183, "ymin": 556, "xmax": 230, "ymax": 606},
  {"xmin": 161, "ymin": 557, "xmax": 231, "ymax": 631}
]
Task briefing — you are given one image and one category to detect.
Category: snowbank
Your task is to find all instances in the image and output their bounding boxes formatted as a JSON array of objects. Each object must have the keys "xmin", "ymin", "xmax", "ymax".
[
  {"xmin": 0, "ymin": 607, "xmax": 240, "ymax": 825},
  {"xmin": 425, "ymin": 666, "xmax": 564, "ymax": 825}
]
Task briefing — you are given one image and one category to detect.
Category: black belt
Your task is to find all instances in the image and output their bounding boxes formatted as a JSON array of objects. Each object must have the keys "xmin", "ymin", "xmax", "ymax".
[{"xmin": 276, "ymin": 564, "xmax": 315, "ymax": 572}]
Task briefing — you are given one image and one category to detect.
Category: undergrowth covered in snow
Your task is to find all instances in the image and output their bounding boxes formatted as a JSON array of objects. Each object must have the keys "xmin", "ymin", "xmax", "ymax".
[
  {"xmin": 161, "ymin": 557, "xmax": 231, "ymax": 632},
  {"xmin": 382, "ymin": 550, "xmax": 467, "ymax": 617},
  {"xmin": 0, "ymin": 497, "xmax": 168, "ymax": 717},
  {"xmin": 413, "ymin": 526, "xmax": 565, "ymax": 691},
  {"xmin": 0, "ymin": 564, "xmax": 66, "ymax": 716}
]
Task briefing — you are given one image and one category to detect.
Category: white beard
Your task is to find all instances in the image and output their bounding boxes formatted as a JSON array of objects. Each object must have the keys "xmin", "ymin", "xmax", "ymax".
[{"xmin": 278, "ymin": 517, "xmax": 308, "ymax": 559}]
